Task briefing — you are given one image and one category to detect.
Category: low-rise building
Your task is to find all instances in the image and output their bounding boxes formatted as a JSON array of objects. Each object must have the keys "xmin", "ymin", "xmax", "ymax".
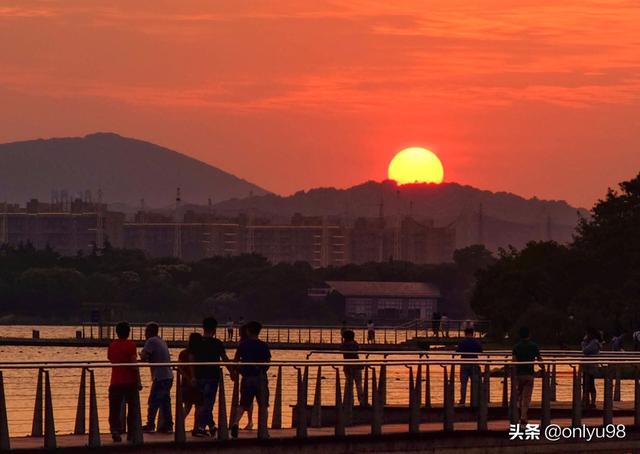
[{"xmin": 321, "ymin": 280, "xmax": 442, "ymax": 323}]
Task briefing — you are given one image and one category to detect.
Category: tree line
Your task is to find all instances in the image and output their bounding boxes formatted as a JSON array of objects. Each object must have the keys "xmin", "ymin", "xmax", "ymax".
[
  {"xmin": 471, "ymin": 172, "xmax": 640, "ymax": 344},
  {"xmin": 0, "ymin": 239, "xmax": 492, "ymax": 324}
]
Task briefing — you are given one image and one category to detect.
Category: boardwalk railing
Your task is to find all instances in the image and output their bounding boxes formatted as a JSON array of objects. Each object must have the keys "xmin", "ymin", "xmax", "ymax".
[
  {"xmin": 0, "ymin": 353, "xmax": 640, "ymax": 450},
  {"xmin": 79, "ymin": 320, "xmax": 490, "ymax": 344}
]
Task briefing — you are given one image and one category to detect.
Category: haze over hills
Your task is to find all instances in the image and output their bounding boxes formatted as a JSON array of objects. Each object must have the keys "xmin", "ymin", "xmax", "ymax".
[
  {"xmin": 210, "ymin": 180, "xmax": 589, "ymax": 251},
  {"xmin": 0, "ymin": 132, "xmax": 268, "ymax": 207},
  {"xmin": 0, "ymin": 132, "xmax": 589, "ymax": 252}
]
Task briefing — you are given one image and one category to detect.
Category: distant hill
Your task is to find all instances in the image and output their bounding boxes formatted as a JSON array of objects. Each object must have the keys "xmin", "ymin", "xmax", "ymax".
[
  {"xmin": 0, "ymin": 132, "xmax": 268, "ymax": 207},
  {"xmin": 211, "ymin": 180, "xmax": 588, "ymax": 251}
]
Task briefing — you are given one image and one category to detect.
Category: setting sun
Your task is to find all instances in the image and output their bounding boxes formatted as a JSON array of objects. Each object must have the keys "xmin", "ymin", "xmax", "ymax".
[{"xmin": 388, "ymin": 147, "xmax": 444, "ymax": 185}]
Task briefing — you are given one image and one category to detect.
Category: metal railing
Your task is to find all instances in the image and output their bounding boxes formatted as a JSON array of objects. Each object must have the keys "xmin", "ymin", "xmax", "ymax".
[
  {"xmin": 79, "ymin": 320, "xmax": 489, "ymax": 344},
  {"xmin": 0, "ymin": 355, "xmax": 639, "ymax": 450}
]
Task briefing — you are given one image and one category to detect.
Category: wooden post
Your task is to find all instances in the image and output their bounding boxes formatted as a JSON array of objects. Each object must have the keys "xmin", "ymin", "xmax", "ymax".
[
  {"xmin": 43, "ymin": 370, "xmax": 56, "ymax": 449},
  {"xmin": 550, "ymin": 364, "xmax": 557, "ymax": 402},
  {"xmin": 509, "ymin": 366, "xmax": 518, "ymax": 424},
  {"xmin": 540, "ymin": 365, "xmax": 551, "ymax": 428},
  {"xmin": 334, "ymin": 367, "xmax": 345, "ymax": 437},
  {"xmin": 571, "ymin": 366, "xmax": 582, "ymax": 427},
  {"xmin": 408, "ymin": 367, "xmax": 419, "ymax": 434},
  {"xmin": 88, "ymin": 370, "xmax": 101, "ymax": 448},
  {"xmin": 229, "ymin": 374, "xmax": 239, "ymax": 431},
  {"xmin": 296, "ymin": 368, "xmax": 307, "ymax": 438},
  {"xmin": 257, "ymin": 371, "xmax": 269, "ymax": 440},
  {"xmin": 443, "ymin": 366, "xmax": 454, "ymax": 432},
  {"xmin": 634, "ymin": 370, "xmax": 640, "ymax": 428},
  {"xmin": 477, "ymin": 365, "xmax": 489, "ymax": 431},
  {"xmin": 271, "ymin": 366, "xmax": 283, "ymax": 429},
  {"xmin": 311, "ymin": 366, "xmax": 322, "ymax": 427},
  {"xmin": 603, "ymin": 366, "xmax": 613, "ymax": 426},
  {"xmin": 74, "ymin": 368, "xmax": 86, "ymax": 435},
  {"xmin": 31, "ymin": 368, "xmax": 43, "ymax": 437},
  {"xmin": 370, "ymin": 368, "xmax": 381, "ymax": 436},
  {"xmin": 217, "ymin": 373, "xmax": 229, "ymax": 440},
  {"xmin": 174, "ymin": 370, "xmax": 186, "ymax": 444},
  {"xmin": 0, "ymin": 371, "xmax": 10, "ymax": 451},
  {"xmin": 502, "ymin": 359, "xmax": 509, "ymax": 408},
  {"xmin": 424, "ymin": 362, "xmax": 431, "ymax": 408}
]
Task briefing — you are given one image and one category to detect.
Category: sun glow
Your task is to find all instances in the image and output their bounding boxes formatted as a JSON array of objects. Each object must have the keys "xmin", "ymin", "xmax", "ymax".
[{"xmin": 388, "ymin": 147, "xmax": 444, "ymax": 184}]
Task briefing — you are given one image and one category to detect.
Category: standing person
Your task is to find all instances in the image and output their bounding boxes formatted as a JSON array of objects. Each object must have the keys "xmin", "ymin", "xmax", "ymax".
[
  {"xmin": 226, "ymin": 317, "xmax": 234, "ymax": 342},
  {"xmin": 456, "ymin": 327, "xmax": 483, "ymax": 406},
  {"xmin": 108, "ymin": 321, "xmax": 141, "ymax": 443},
  {"xmin": 341, "ymin": 330, "xmax": 365, "ymax": 407},
  {"xmin": 633, "ymin": 329, "xmax": 640, "ymax": 351},
  {"xmin": 432, "ymin": 312, "xmax": 441, "ymax": 337},
  {"xmin": 440, "ymin": 313, "xmax": 450, "ymax": 338},
  {"xmin": 512, "ymin": 326, "xmax": 542, "ymax": 425},
  {"xmin": 178, "ymin": 332, "xmax": 202, "ymax": 421},
  {"xmin": 366, "ymin": 320, "xmax": 375, "ymax": 344},
  {"xmin": 140, "ymin": 323, "xmax": 173, "ymax": 434},
  {"xmin": 193, "ymin": 317, "xmax": 229, "ymax": 437},
  {"xmin": 230, "ymin": 321, "xmax": 271, "ymax": 439},
  {"xmin": 582, "ymin": 327, "xmax": 602, "ymax": 409},
  {"xmin": 612, "ymin": 333, "xmax": 625, "ymax": 352},
  {"xmin": 340, "ymin": 320, "xmax": 348, "ymax": 337}
]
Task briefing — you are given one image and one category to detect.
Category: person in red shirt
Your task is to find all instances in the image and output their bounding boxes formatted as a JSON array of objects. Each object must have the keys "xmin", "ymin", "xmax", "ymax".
[{"xmin": 108, "ymin": 321, "xmax": 141, "ymax": 442}]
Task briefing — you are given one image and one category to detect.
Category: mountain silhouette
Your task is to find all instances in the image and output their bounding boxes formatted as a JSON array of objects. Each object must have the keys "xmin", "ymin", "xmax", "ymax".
[
  {"xmin": 0, "ymin": 132, "xmax": 268, "ymax": 207},
  {"xmin": 211, "ymin": 180, "xmax": 588, "ymax": 251}
]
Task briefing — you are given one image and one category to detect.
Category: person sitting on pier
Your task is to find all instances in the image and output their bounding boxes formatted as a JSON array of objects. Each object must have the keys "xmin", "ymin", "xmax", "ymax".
[
  {"xmin": 193, "ymin": 316, "xmax": 230, "ymax": 437},
  {"xmin": 140, "ymin": 322, "xmax": 173, "ymax": 434},
  {"xmin": 107, "ymin": 321, "xmax": 141, "ymax": 443},
  {"xmin": 512, "ymin": 326, "xmax": 542, "ymax": 425},
  {"xmin": 178, "ymin": 332, "xmax": 202, "ymax": 423},
  {"xmin": 581, "ymin": 327, "xmax": 602, "ymax": 409},
  {"xmin": 341, "ymin": 329, "xmax": 365, "ymax": 407},
  {"xmin": 226, "ymin": 317, "xmax": 234, "ymax": 342},
  {"xmin": 231, "ymin": 321, "xmax": 271, "ymax": 439},
  {"xmin": 456, "ymin": 327, "xmax": 483, "ymax": 406}
]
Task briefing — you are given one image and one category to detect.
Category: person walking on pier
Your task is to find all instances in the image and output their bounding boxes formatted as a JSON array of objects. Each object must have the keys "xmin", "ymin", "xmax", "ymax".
[
  {"xmin": 366, "ymin": 320, "xmax": 375, "ymax": 344},
  {"xmin": 108, "ymin": 321, "xmax": 141, "ymax": 443},
  {"xmin": 140, "ymin": 322, "xmax": 173, "ymax": 434},
  {"xmin": 231, "ymin": 321, "xmax": 271, "ymax": 439},
  {"xmin": 178, "ymin": 332, "xmax": 202, "ymax": 423},
  {"xmin": 193, "ymin": 317, "xmax": 230, "ymax": 437},
  {"xmin": 581, "ymin": 327, "xmax": 602, "ymax": 409},
  {"xmin": 226, "ymin": 317, "xmax": 234, "ymax": 342},
  {"xmin": 440, "ymin": 313, "xmax": 450, "ymax": 338},
  {"xmin": 432, "ymin": 312, "xmax": 441, "ymax": 337},
  {"xmin": 456, "ymin": 327, "xmax": 483, "ymax": 406},
  {"xmin": 512, "ymin": 326, "xmax": 542, "ymax": 425},
  {"xmin": 341, "ymin": 329, "xmax": 365, "ymax": 406}
]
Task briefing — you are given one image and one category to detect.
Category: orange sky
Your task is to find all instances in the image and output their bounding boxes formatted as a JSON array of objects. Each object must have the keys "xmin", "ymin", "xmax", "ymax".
[{"xmin": 1, "ymin": 0, "xmax": 639, "ymax": 207}]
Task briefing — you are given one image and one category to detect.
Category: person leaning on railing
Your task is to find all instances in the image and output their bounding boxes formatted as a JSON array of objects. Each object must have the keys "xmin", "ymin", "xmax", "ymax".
[{"xmin": 107, "ymin": 321, "xmax": 142, "ymax": 443}]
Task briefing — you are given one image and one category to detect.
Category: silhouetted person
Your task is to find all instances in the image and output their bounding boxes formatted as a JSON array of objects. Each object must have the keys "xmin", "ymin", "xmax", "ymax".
[
  {"xmin": 582, "ymin": 327, "xmax": 602, "ymax": 409},
  {"xmin": 440, "ymin": 313, "xmax": 450, "ymax": 338},
  {"xmin": 231, "ymin": 321, "xmax": 271, "ymax": 439},
  {"xmin": 432, "ymin": 312, "xmax": 441, "ymax": 337},
  {"xmin": 366, "ymin": 320, "xmax": 375, "ymax": 344},
  {"xmin": 341, "ymin": 329, "xmax": 365, "ymax": 406},
  {"xmin": 226, "ymin": 317, "xmax": 234, "ymax": 341},
  {"xmin": 456, "ymin": 327, "xmax": 483, "ymax": 406},
  {"xmin": 178, "ymin": 332, "xmax": 202, "ymax": 423},
  {"xmin": 512, "ymin": 326, "xmax": 542, "ymax": 424},
  {"xmin": 140, "ymin": 322, "xmax": 173, "ymax": 433},
  {"xmin": 108, "ymin": 321, "xmax": 141, "ymax": 443},
  {"xmin": 193, "ymin": 317, "xmax": 229, "ymax": 437}
]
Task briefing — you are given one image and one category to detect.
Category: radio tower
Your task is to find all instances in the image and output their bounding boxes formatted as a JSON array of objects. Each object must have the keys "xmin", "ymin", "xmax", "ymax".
[
  {"xmin": 96, "ymin": 189, "xmax": 104, "ymax": 250},
  {"xmin": 173, "ymin": 188, "xmax": 182, "ymax": 259},
  {"xmin": 477, "ymin": 203, "xmax": 484, "ymax": 245}
]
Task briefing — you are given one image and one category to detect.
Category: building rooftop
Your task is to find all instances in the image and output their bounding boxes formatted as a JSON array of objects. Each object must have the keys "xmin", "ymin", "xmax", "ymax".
[{"xmin": 325, "ymin": 281, "xmax": 441, "ymax": 298}]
